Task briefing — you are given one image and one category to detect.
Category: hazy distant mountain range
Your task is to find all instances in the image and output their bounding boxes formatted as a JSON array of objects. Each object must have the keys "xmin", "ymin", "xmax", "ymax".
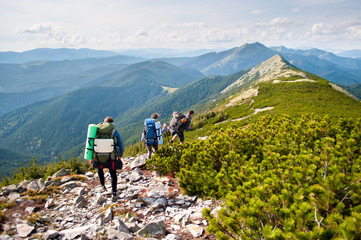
[
  {"xmin": 0, "ymin": 48, "xmax": 119, "ymax": 64},
  {"xmin": 1, "ymin": 42, "xmax": 361, "ymax": 178},
  {"xmin": 1, "ymin": 42, "xmax": 360, "ymax": 115}
]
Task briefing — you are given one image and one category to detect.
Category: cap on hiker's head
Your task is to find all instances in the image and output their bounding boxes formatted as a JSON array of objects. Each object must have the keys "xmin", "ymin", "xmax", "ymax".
[{"xmin": 104, "ymin": 117, "xmax": 114, "ymax": 123}]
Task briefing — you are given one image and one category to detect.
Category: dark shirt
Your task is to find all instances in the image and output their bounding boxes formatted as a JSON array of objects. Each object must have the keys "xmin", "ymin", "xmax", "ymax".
[{"xmin": 179, "ymin": 114, "xmax": 192, "ymax": 132}]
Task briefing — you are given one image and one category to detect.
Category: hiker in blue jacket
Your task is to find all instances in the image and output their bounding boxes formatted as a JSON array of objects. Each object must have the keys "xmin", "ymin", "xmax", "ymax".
[{"xmin": 142, "ymin": 113, "xmax": 160, "ymax": 159}]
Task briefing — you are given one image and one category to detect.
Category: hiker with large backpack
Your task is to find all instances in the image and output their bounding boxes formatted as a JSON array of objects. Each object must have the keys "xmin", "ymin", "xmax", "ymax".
[
  {"xmin": 142, "ymin": 113, "xmax": 164, "ymax": 159},
  {"xmin": 91, "ymin": 116, "xmax": 124, "ymax": 201},
  {"xmin": 169, "ymin": 110, "xmax": 194, "ymax": 144}
]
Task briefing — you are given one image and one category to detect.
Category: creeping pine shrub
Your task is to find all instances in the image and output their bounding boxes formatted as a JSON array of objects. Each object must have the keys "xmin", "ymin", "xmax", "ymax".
[
  {"xmin": 147, "ymin": 114, "xmax": 361, "ymax": 239},
  {"xmin": 147, "ymin": 143, "xmax": 184, "ymax": 175}
]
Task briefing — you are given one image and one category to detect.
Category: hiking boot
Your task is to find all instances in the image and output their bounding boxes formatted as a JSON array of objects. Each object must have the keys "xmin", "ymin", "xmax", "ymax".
[
  {"xmin": 101, "ymin": 185, "xmax": 107, "ymax": 191},
  {"xmin": 112, "ymin": 193, "xmax": 117, "ymax": 202}
]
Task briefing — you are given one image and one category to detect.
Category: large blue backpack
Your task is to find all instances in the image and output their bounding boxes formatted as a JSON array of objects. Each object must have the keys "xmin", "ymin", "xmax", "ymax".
[{"xmin": 144, "ymin": 118, "xmax": 156, "ymax": 145}]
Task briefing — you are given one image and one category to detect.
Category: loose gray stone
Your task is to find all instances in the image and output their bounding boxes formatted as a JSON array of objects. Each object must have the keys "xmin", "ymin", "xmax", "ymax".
[
  {"xmin": 51, "ymin": 169, "xmax": 71, "ymax": 179},
  {"xmin": 125, "ymin": 222, "xmax": 140, "ymax": 233},
  {"xmin": 151, "ymin": 197, "xmax": 167, "ymax": 210},
  {"xmin": 16, "ymin": 224, "xmax": 35, "ymax": 238},
  {"xmin": 189, "ymin": 211, "xmax": 203, "ymax": 223},
  {"xmin": 164, "ymin": 234, "xmax": 180, "ymax": 240},
  {"xmin": 0, "ymin": 235, "xmax": 13, "ymax": 240},
  {"xmin": 115, "ymin": 218, "xmax": 131, "ymax": 233},
  {"xmin": 117, "ymin": 184, "xmax": 128, "ymax": 190},
  {"xmin": 78, "ymin": 187, "xmax": 85, "ymax": 196},
  {"xmin": 137, "ymin": 220, "xmax": 166, "ymax": 237},
  {"xmin": 186, "ymin": 224, "xmax": 204, "ymax": 238},
  {"xmin": 42, "ymin": 229, "xmax": 60, "ymax": 240},
  {"xmin": 45, "ymin": 198, "xmax": 56, "ymax": 209},
  {"xmin": 74, "ymin": 195, "xmax": 86, "ymax": 208},
  {"xmin": 96, "ymin": 196, "xmax": 106, "ymax": 205},
  {"xmin": 173, "ymin": 213, "xmax": 185, "ymax": 223},
  {"xmin": 1, "ymin": 184, "xmax": 18, "ymax": 195},
  {"xmin": 38, "ymin": 178, "xmax": 45, "ymax": 190},
  {"xmin": 78, "ymin": 233, "xmax": 91, "ymax": 240},
  {"xmin": 130, "ymin": 155, "xmax": 147, "ymax": 169},
  {"xmin": 70, "ymin": 187, "xmax": 84, "ymax": 195},
  {"xmin": 60, "ymin": 224, "xmax": 93, "ymax": 240},
  {"xmin": 98, "ymin": 218, "xmax": 105, "ymax": 226},
  {"xmin": 8, "ymin": 192, "xmax": 20, "ymax": 202},
  {"xmin": 126, "ymin": 171, "xmax": 143, "ymax": 182},
  {"xmin": 26, "ymin": 180, "xmax": 40, "ymax": 191},
  {"xmin": 106, "ymin": 228, "xmax": 135, "ymax": 240},
  {"xmin": 61, "ymin": 176, "xmax": 73, "ymax": 183},
  {"xmin": 61, "ymin": 181, "xmax": 80, "ymax": 190},
  {"xmin": 104, "ymin": 207, "xmax": 113, "ymax": 222},
  {"xmin": 142, "ymin": 197, "xmax": 156, "ymax": 206},
  {"xmin": 85, "ymin": 172, "xmax": 95, "ymax": 178},
  {"xmin": 147, "ymin": 186, "xmax": 169, "ymax": 198}
]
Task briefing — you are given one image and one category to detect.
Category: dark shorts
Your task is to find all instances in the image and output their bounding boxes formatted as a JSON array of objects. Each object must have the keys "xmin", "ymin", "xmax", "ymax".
[
  {"xmin": 146, "ymin": 143, "xmax": 158, "ymax": 151},
  {"xmin": 171, "ymin": 129, "xmax": 184, "ymax": 142}
]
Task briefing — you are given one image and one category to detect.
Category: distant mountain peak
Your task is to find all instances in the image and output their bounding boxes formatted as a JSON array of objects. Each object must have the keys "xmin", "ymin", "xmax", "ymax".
[{"xmin": 222, "ymin": 54, "xmax": 302, "ymax": 93}]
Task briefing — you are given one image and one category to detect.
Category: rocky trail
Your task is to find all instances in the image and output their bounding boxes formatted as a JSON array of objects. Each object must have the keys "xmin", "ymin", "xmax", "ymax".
[{"xmin": 0, "ymin": 155, "xmax": 220, "ymax": 240}]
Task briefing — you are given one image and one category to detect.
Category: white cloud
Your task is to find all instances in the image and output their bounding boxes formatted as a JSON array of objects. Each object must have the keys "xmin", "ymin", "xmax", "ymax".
[
  {"xmin": 251, "ymin": 9, "xmax": 264, "ymax": 15},
  {"xmin": 19, "ymin": 23, "xmax": 55, "ymax": 35},
  {"xmin": 17, "ymin": 22, "xmax": 101, "ymax": 48},
  {"xmin": 311, "ymin": 23, "xmax": 336, "ymax": 35},
  {"xmin": 1, "ymin": 0, "xmax": 360, "ymax": 51},
  {"xmin": 310, "ymin": 21, "xmax": 361, "ymax": 39},
  {"xmin": 270, "ymin": 17, "xmax": 294, "ymax": 26}
]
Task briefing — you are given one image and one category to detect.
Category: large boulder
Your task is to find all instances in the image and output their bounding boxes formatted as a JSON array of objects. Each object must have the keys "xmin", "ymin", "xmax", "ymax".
[
  {"xmin": 51, "ymin": 169, "xmax": 71, "ymax": 179},
  {"xmin": 1, "ymin": 184, "xmax": 22, "ymax": 196},
  {"xmin": 137, "ymin": 220, "xmax": 166, "ymax": 238},
  {"xmin": 42, "ymin": 230, "xmax": 60, "ymax": 240},
  {"xmin": 130, "ymin": 155, "xmax": 147, "ymax": 169},
  {"xmin": 16, "ymin": 224, "xmax": 35, "ymax": 238},
  {"xmin": 186, "ymin": 224, "xmax": 204, "ymax": 238},
  {"xmin": 60, "ymin": 224, "xmax": 93, "ymax": 240}
]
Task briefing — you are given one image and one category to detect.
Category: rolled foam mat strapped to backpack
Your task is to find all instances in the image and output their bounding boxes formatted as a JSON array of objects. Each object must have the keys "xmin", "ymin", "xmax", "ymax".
[{"xmin": 84, "ymin": 124, "xmax": 97, "ymax": 160}]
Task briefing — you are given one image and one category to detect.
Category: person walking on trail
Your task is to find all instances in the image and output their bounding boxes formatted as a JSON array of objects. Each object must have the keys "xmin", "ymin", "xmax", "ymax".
[
  {"xmin": 142, "ymin": 113, "xmax": 162, "ymax": 159},
  {"xmin": 169, "ymin": 110, "xmax": 194, "ymax": 145},
  {"xmin": 92, "ymin": 116, "xmax": 124, "ymax": 201}
]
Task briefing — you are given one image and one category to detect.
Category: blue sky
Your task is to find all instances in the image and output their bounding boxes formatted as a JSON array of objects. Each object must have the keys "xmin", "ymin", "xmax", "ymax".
[{"xmin": 0, "ymin": 0, "xmax": 360, "ymax": 51}]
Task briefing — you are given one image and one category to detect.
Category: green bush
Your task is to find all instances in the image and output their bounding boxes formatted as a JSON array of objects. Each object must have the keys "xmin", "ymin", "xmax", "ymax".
[
  {"xmin": 147, "ymin": 114, "xmax": 361, "ymax": 239},
  {"xmin": 147, "ymin": 144, "xmax": 184, "ymax": 175}
]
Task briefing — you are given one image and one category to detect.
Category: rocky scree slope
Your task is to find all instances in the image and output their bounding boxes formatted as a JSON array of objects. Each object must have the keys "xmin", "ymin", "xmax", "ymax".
[{"xmin": 0, "ymin": 155, "xmax": 220, "ymax": 240}]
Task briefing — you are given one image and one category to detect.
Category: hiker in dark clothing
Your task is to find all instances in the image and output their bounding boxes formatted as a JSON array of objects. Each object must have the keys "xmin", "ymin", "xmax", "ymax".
[
  {"xmin": 170, "ymin": 110, "xmax": 194, "ymax": 144},
  {"xmin": 93, "ymin": 116, "xmax": 124, "ymax": 201}
]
